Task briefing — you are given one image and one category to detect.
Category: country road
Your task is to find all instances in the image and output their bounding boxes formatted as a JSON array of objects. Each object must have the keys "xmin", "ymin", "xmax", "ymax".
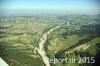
[{"xmin": 35, "ymin": 22, "xmax": 70, "ymax": 66}]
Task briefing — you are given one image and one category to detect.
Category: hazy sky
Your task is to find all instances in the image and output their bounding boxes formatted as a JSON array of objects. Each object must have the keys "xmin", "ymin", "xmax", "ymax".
[{"xmin": 0, "ymin": 0, "xmax": 100, "ymax": 16}]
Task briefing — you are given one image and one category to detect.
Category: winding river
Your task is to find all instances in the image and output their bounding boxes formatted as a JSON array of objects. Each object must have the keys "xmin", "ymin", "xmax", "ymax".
[{"xmin": 35, "ymin": 22, "xmax": 70, "ymax": 66}]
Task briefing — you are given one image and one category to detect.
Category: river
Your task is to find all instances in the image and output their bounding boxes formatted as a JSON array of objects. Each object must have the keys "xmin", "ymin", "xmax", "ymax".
[{"xmin": 35, "ymin": 22, "xmax": 70, "ymax": 66}]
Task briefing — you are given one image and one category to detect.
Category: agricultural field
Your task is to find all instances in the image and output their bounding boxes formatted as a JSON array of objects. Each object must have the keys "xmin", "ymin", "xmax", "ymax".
[
  {"xmin": 0, "ymin": 15, "xmax": 100, "ymax": 66},
  {"xmin": 0, "ymin": 16, "xmax": 64, "ymax": 66},
  {"xmin": 45, "ymin": 15, "xmax": 100, "ymax": 66}
]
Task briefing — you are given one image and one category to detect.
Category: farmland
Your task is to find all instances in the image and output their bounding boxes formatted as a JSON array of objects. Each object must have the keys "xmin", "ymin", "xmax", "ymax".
[{"xmin": 0, "ymin": 15, "xmax": 100, "ymax": 66}]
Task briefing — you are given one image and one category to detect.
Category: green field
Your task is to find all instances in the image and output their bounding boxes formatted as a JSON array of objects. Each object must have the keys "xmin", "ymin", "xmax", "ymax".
[{"xmin": 0, "ymin": 15, "xmax": 100, "ymax": 66}]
